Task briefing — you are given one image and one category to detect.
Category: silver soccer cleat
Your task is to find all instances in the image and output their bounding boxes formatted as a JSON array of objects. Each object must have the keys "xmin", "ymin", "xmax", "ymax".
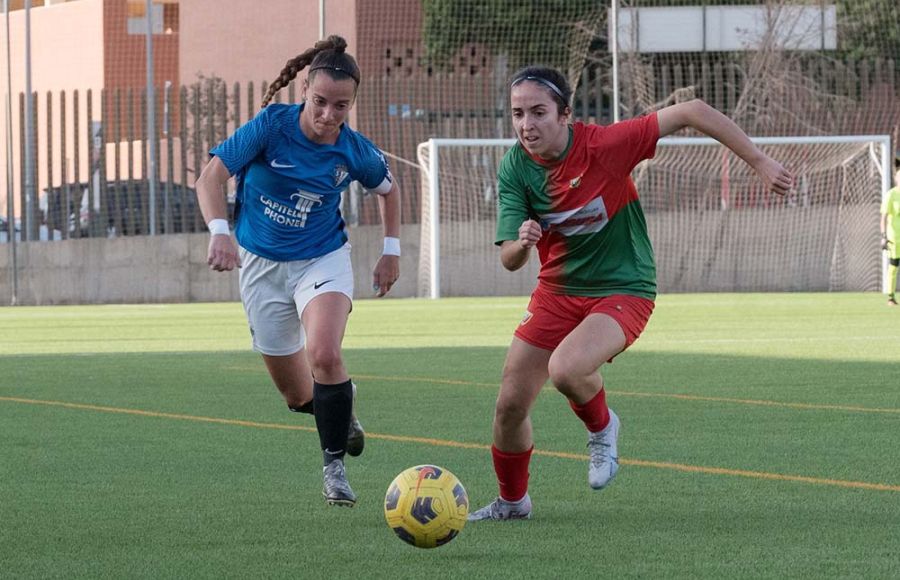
[
  {"xmin": 467, "ymin": 493, "xmax": 532, "ymax": 522},
  {"xmin": 322, "ymin": 459, "xmax": 357, "ymax": 507},
  {"xmin": 587, "ymin": 409, "xmax": 620, "ymax": 490}
]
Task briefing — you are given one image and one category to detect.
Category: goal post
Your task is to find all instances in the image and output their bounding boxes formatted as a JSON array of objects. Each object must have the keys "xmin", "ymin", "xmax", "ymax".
[
  {"xmin": 419, "ymin": 138, "xmax": 515, "ymax": 300},
  {"xmin": 418, "ymin": 135, "xmax": 892, "ymax": 299}
]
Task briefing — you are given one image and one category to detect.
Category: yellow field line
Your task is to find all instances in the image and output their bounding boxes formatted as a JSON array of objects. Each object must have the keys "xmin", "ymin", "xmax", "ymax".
[
  {"xmin": 3, "ymin": 395, "xmax": 899, "ymax": 493},
  {"xmin": 0, "ymin": 396, "xmax": 317, "ymax": 434},
  {"xmin": 351, "ymin": 373, "xmax": 497, "ymax": 388},
  {"xmin": 351, "ymin": 374, "xmax": 900, "ymax": 415},
  {"xmin": 609, "ymin": 391, "xmax": 900, "ymax": 415}
]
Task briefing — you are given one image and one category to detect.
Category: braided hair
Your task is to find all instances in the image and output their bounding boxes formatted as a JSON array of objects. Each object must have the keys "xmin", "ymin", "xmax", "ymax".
[{"xmin": 261, "ymin": 35, "xmax": 361, "ymax": 108}]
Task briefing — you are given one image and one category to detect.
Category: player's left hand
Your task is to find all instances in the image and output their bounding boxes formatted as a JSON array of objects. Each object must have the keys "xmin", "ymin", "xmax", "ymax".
[
  {"xmin": 373, "ymin": 254, "xmax": 400, "ymax": 297},
  {"xmin": 755, "ymin": 156, "xmax": 793, "ymax": 196}
]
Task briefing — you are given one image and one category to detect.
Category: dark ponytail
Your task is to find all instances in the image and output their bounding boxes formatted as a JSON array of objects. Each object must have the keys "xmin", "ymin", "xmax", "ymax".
[{"xmin": 261, "ymin": 35, "xmax": 360, "ymax": 108}]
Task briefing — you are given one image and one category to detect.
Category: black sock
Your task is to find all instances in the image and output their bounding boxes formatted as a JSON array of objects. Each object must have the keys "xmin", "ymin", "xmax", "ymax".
[
  {"xmin": 288, "ymin": 400, "xmax": 315, "ymax": 415},
  {"xmin": 313, "ymin": 379, "xmax": 353, "ymax": 465}
]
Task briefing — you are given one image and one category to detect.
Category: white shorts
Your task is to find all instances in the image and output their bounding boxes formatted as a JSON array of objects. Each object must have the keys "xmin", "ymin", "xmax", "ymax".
[{"xmin": 238, "ymin": 243, "xmax": 354, "ymax": 356}]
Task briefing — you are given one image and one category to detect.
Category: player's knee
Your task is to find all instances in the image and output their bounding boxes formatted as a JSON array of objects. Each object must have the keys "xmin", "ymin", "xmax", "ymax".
[
  {"xmin": 547, "ymin": 358, "xmax": 581, "ymax": 392},
  {"xmin": 494, "ymin": 396, "xmax": 529, "ymax": 427},
  {"xmin": 306, "ymin": 344, "xmax": 343, "ymax": 376}
]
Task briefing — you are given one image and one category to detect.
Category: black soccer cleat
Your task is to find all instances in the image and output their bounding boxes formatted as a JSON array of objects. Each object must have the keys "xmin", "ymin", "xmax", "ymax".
[
  {"xmin": 346, "ymin": 382, "xmax": 365, "ymax": 457},
  {"xmin": 347, "ymin": 415, "xmax": 365, "ymax": 457}
]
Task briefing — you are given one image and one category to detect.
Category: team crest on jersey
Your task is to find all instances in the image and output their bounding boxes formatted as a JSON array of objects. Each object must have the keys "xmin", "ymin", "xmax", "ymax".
[
  {"xmin": 570, "ymin": 174, "xmax": 583, "ymax": 188},
  {"xmin": 333, "ymin": 164, "xmax": 350, "ymax": 187},
  {"xmin": 519, "ymin": 310, "xmax": 533, "ymax": 326}
]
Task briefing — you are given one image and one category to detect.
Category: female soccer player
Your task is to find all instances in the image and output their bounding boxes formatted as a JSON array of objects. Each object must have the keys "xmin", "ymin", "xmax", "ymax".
[
  {"xmin": 196, "ymin": 35, "xmax": 401, "ymax": 507},
  {"xmin": 881, "ymin": 168, "xmax": 900, "ymax": 306},
  {"xmin": 469, "ymin": 66, "xmax": 792, "ymax": 521}
]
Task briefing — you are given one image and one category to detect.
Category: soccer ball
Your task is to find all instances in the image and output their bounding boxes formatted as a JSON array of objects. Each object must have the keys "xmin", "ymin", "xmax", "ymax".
[{"xmin": 383, "ymin": 464, "xmax": 469, "ymax": 549}]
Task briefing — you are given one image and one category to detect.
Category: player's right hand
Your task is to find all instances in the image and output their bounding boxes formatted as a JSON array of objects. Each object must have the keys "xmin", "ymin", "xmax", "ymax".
[
  {"xmin": 207, "ymin": 234, "xmax": 241, "ymax": 272},
  {"xmin": 755, "ymin": 156, "xmax": 793, "ymax": 196},
  {"xmin": 518, "ymin": 219, "xmax": 542, "ymax": 249}
]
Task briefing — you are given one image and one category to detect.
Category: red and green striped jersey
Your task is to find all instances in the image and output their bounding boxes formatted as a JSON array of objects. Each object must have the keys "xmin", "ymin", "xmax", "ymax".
[{"xmin": 496, "ymin": 114, "xmax": 659, "ymax": 298}]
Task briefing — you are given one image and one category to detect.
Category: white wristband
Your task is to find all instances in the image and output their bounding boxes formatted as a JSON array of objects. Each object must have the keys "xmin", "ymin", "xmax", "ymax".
[
  {"xmin": 382, "ymin": 236, "xmax": 401, "ymax": 256},
  {"xmin": 207, "ymin": 218, "xmax": 230, "ymax": 236}
]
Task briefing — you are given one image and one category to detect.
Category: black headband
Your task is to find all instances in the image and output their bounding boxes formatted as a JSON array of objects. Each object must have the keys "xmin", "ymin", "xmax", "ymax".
[
  {"xmin": 511, "ymin": 75, "xmax": 566, "ymax": 103},
  {"xmin": 309, "ymin": 64, "xmax": 360, "ymax": 84}
]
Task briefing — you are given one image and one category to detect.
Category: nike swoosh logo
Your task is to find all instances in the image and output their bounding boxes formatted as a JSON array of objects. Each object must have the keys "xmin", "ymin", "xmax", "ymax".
[
  {"xmin": 314, "ymin": 279, "xmax": 334, "ymax": 289},
  {"xmin": 270, "ymin": 159, "xmax": 296, "ymax": 168},
  {"xmin": 324, "ymin": 448, "xmax": 344, "ymax": 455}
]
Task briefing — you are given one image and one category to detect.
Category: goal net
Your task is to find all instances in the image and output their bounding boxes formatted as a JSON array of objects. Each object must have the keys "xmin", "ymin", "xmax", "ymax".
[{"xmin": 417, "ymin": 135, "xmax": 892, "ymax": 298}]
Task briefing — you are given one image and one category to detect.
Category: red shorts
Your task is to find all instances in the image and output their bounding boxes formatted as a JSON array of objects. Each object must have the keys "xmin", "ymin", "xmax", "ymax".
[{"xmin": 514, "ymin": 286, "xmax": 655, "ymax": 357}]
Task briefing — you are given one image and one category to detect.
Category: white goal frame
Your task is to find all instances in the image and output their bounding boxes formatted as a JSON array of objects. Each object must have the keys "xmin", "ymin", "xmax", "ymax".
[{"xmin": 421, "ymin": 134, "xmax": 893, "ymax": 299}]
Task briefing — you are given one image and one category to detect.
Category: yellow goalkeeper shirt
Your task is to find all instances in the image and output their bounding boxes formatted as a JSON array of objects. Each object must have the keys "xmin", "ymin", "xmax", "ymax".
[{"xmin": 883, "ymin": 186, "xmax": 900, "ymax": 242}]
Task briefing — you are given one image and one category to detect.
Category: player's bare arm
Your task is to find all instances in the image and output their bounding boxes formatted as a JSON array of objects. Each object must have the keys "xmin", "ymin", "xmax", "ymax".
[
  {"xmin": 657, "ymin": 99, "xmax": 794, "ymax": 196},
  {"xmin": 196, "ymin": 156, "xmax": 241, "ymax": 272},
  {"xmin": 373, "ymin": 180, "xmax": 401, "ymax": 297},
  {"xmin": 500, "ymin": 219, "xmax": 542, "ymax": 271}
]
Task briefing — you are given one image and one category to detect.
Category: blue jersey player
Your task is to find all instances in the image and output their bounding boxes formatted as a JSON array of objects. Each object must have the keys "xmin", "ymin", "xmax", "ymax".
[{"xmin": 196, "ymin": 35, "xmax": 401, "ymax": 507}]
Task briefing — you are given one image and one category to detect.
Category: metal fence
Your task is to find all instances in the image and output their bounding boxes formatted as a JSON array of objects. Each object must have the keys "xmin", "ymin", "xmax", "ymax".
[{"xmin": 2, "ymin": 53, "xmax": 897, "ymax": 244}]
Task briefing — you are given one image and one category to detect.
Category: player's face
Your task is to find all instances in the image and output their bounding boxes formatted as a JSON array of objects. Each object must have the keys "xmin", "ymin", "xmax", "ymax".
[
  {"xmin": 510, "ymin": 81, "xmax": 569, "ymax": 159},
  {"xmin": 301, "ymin": 73, "xmax": 357, "ymax": 144}
]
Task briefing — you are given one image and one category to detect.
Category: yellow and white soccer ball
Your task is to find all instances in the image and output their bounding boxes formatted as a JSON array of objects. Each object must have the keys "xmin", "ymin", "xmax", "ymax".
[{"xmin": 383, "ymin": 464, "xmax": 468, "ymax": 549}]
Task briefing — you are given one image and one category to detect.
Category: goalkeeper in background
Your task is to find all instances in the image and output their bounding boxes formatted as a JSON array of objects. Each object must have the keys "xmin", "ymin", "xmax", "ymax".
[
  {"xmin": 468, "ymin": 65, "xmax": 793, "ymax": 522},
  {"xmin": 881, "ymin": 168, "xmax": 900, "ymax": 306}
]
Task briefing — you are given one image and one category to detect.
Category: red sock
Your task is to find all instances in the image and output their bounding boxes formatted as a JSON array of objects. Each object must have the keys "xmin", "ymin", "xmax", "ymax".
[
  {"xmin": 569, "ymin": 388, "xmax": 610, "ymax": 433},
  {"xmin": 492, "ymin": 445, "xmax": 533, "ymax": 502}
]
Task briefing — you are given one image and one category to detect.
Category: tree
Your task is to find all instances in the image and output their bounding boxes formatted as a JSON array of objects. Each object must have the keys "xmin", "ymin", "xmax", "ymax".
[
  {"xmin": 836, "ymin": 0, "xmax": 900, "ymax": 63},
  {"xmin": 423, "ymin": 1, "xmax": 899, "ymax": 72},
  {"xmin": 422, "ymin": 0, "xmax": 602, "ymax": 71}
]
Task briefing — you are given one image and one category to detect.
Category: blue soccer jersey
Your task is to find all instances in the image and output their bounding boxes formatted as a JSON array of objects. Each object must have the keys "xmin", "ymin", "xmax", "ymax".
[{"xmin": 210, "ymin": 103, "xmax": 392, "ymax": 261}]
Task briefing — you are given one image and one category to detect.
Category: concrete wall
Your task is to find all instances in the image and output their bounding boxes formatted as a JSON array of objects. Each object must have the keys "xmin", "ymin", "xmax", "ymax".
[
  {"xmin": 0, "ymin": 223, "xmax": 421, "ymax": 305},
  {"xmin": 0, "ymin": 205, "xmax": 881, "ymax": 305}
]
